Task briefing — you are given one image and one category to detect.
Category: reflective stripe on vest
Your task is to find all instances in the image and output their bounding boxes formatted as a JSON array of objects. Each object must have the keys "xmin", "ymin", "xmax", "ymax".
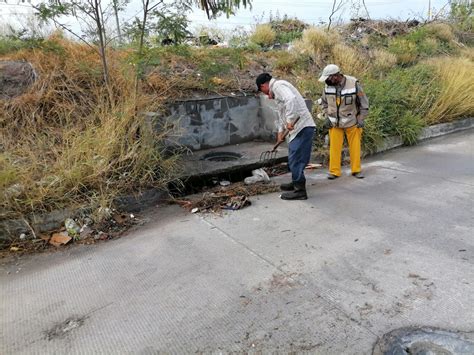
[{"xmin": 324, "ymin": 76, "xmax": 359, "ymax": 128}]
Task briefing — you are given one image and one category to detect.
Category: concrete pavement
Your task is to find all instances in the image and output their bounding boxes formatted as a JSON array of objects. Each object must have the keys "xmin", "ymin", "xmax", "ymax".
[{"xmin": 1, "ymin": 130, "xmax": 473, "ymax": 354}]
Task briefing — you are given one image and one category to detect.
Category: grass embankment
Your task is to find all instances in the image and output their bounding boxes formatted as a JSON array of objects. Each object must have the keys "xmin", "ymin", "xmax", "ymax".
[
  {"xmin": 1, "ymin": 36, "xmax": 180, "ymax": 222},
  {"xmin": 1, "ymin": 20, "xmax": 473, "ymax": 224}
]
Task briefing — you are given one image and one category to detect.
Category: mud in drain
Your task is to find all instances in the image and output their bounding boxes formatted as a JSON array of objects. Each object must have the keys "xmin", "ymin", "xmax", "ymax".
[{"xmin": 373, "ymin": 327, "xmax": 474, "ymax": 355}]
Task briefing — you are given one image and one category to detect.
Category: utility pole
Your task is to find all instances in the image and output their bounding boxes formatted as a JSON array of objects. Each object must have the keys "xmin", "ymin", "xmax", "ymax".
[{"xmin": 428, "ymin": 0, "xmax": 431, "ymax": 21}]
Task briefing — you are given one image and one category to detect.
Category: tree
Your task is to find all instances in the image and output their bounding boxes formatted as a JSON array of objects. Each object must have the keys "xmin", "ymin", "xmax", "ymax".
[
  {"xmin": 35, "ymin": 0, "xmax": 251, "ymax": 103},
  {"xmin": 449, "ymin": 0, "xmax": 473, "ymax": 31}
]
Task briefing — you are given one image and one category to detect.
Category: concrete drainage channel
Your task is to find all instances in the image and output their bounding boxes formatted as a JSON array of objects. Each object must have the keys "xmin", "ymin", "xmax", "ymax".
[
  {"xmin": 1, "ymin": 97, "xmax": 472, "ymax": 244},
  {"xmin": 373, "ymin": 327, "xmax": 474, "ymax": 355}
]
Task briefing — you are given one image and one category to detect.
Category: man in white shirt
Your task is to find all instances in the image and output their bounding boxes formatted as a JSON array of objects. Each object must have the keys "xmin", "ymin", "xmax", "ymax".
[{"xmin": 256, "ymin": 73, "xmax": 316, "ymax": 200}]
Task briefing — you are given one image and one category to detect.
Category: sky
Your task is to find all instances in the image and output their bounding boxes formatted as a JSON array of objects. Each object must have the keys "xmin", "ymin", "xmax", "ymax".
[
  {"xmin": 186, "ymin": 0, "xmax": 449, "ymax": 31},
  {"xmin": 0, "ymin": 0, "xmax": 450, "ymax": 36}
]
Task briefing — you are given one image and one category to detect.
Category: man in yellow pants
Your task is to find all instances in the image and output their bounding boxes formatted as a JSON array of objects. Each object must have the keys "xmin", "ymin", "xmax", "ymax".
[{"xmin": 319, "ymin": 64, "xmax": 369, "ymax": 179}]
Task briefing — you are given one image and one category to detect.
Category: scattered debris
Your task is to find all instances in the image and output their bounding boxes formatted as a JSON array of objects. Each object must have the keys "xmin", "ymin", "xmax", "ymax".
[
  {"xmin": 1, "ymin": 209, "xmax": 141, "ymax": 256},
  {"xmin": 173, "ymin": 181, "xmax": 279, "ymax": 214},
  {"xmin": 219, "ymin": 180, "xmax": 231, "ymax": 186},
  {"xmin": 112, "ymin": 213, "xmax": 129, "ymax": 225},
  {"xmin": 49, "ymin": 232, "xmax": 72, "ymax": 247},
  {"xmin": 222, "ymin": 195, "xmax": 251, "ymax": 210},
  {"xmin": 264, "ymin": 163, "xmax": 289, "ymax": 177},
  {"xmin": 305, "ymin": 163, "xmax": 322, "ymax": 170},
  {"xmin": 244, "ymin": 168, "xmax": 270, "ymax": 185},
  {"xmin": 64, "ymin": 218, "xmax": 81, "ymax": 239},
  {"xmin": 345, "ymin": 18, "xmax": 420, "ymax": 43},
  {"xmin": 79, "ymin": 225, "xmax": 93, "ymax": 239}
]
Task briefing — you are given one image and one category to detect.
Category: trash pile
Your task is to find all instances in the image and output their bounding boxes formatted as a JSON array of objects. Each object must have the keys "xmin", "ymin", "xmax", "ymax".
[
  {"xmin": 344, "ymin": 18, "xmax": 421, "ymax": 42},
  {"xmin": 3, "ymin": 210, "xmax": 139, "ymax": 255},
  {"xmin": 173, "ymin": 180, "xmax": 279, "ymax": 214},
  {"xmin": 172, "ymin": 162, "xmax": 322, "ymax": 214}
]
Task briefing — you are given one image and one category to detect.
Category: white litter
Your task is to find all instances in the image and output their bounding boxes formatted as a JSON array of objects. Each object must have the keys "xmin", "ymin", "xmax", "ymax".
[{"xmin": 244, "ymin": 168, "xmax": 270, "ymax": 185}]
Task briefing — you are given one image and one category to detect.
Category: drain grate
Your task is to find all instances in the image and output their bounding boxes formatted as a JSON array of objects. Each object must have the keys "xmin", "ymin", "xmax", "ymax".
[{"xmin": 201, "ymin": 151, "xmax": 242, "ymax": 162}]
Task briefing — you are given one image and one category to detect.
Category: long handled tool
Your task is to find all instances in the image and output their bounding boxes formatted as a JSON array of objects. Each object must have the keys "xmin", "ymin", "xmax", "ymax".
[{"xmin": 259, "ymin": 117, "xmax": 300, "ymax": 166}]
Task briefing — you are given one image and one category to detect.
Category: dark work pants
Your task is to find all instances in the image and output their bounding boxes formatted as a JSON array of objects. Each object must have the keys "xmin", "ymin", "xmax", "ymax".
[{"xmin": 288, "ymin": 127, "xmax": 315, "ymax": 185}]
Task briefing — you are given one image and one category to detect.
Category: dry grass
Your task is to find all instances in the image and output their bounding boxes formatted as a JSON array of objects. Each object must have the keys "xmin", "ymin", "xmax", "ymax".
[
  {"xmin": 371, "ymin": 49, "xmax": 398, "ymax": 72},
  {"xmin": 330, "ymin": 43, "xmax": 368, "ymax": 75},
  {"xmin": 460, "ymin": 47, "xmax": 474, "ymax": 61},
  {"xmin": 0, "ymin": 36, "xmax": 181, "ymax": 221},
  {"xmin": 292, "ymin": 27, "xmax": 339, "ymax": 61},
  {"xmin": 425, "ymin": 23, "xmax": 455, "ymax": 43},
  {"xmin": 250, "ymin": 24, "xmax": 276, "ymax": 47},
  {"xmin": 389, "ymin": 38, "xmax": 418, "ymax": 65},
  {"xmin": 424, "ymin": 57, "xmax": 474, "ymax": 124}
]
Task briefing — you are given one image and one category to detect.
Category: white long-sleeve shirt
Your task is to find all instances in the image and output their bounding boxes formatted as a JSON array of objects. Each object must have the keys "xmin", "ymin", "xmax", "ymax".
[{"xmin": 269, "ymin": 78, "xmax": 315, "ymax": 143}]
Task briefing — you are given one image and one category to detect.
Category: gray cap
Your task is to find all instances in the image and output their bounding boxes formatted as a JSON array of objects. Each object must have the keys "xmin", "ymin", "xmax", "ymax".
[{"xmin": 318, "ymin": 64, "xmax": 340, "ymax": 82}]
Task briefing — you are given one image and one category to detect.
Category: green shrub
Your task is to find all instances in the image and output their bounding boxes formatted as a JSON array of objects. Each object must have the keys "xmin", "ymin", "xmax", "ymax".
[
  {"xmin": 362, "ymin": 64, "xmax": 438, "ymax": 148},
  {"xmin": 388, "ymin": 25, "xmax": 457, "ymax": 65},
  {"xmin": 449, "ymin": 1, "xmax": 474, "ymax": 32},
  {"xmin": 362, "ymin": 107, "xmax": 388, "ymax": 153},
  {"xmin": 395, "ymin": 113, "xmax": 424, "ymax": 145},
  {"xmin": 0, "ymin": 36, "xmax": 44, "ymax": 55},
  {"xmin": 388, "ymin": 38, "xmax": 418, "ymax": 65},
  {"xmin": 269, "ymin": 15, "xmax": 307, "ymax": 44}
]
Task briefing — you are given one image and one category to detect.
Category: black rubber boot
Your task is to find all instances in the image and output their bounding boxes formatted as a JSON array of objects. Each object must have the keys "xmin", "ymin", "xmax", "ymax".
[
  {"xmin": 281, "ymin": 182, "xmax": 307, "ymax": 200},
  {"xmin": 280, "ymin": 182, "xmax": 295, "ymax": 191}
]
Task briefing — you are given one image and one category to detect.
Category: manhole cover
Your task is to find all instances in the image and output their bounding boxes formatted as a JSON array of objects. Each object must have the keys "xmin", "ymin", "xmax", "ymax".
[
  {"xmin": 201, "ymin": 151, "xmax": 242, "ymax": 162},
  {"xmin": 373, "ymin": 327, "xmax": 474, "ymax": 355}
]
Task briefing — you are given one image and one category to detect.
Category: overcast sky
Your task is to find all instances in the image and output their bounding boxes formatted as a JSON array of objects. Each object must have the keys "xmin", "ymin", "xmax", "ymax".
[
  {"xmin": 0, "ymin": 0, "xmax": 450, "ymax": 36},
  {"xmin": 186, "ymin": 0, "xmax": 449, "ymax": 31}
]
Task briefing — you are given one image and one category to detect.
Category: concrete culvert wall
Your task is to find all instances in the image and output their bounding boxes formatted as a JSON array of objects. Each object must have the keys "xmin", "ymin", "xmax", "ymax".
[{"xmin": 163, "ymin": 95, "xmax": 312, "ymax": 151}]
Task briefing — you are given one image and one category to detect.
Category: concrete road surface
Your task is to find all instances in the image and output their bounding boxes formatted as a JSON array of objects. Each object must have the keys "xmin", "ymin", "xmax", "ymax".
[{"xmin": 1, "ymin": 130, "xmax": 473, "ymax": 354}]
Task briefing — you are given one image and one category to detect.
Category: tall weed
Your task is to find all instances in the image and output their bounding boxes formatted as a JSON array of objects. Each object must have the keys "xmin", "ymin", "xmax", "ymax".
[
  {"xmin": 0, "ymin": 36, "xmax": 181, "ymax": 220},
  {"xmin": 292, "ymin": 27, "xmax": 339, "ymax": 62},
  {"xmin": 424, "ymin": 57, "xmax": 474, "ymax": 124},
  {"xmin": 250, "ymin": 24, "xmax": 276, "ymax": 48},
  {"xmin": 362, "ymin": 64, "xmax": 438, "ymax": 147}
]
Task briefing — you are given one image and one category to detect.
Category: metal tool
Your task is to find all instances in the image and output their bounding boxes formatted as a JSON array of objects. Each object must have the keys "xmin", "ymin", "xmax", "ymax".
[{"xmin": 259, "ymin": 117, "xmax": 300, "ymax": 166}]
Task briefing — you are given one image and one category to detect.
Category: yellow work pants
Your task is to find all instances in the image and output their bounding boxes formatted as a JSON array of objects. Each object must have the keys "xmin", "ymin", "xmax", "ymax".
[{"xmin": 329, "ymin": 125, "xmax": 362, "ymax": 176}]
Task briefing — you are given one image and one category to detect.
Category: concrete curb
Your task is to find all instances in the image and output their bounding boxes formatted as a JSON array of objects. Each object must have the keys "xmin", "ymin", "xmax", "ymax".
[
  {"xmin": 1, "ymin": 117, "xmax": 473, "ymax": 245},
  {"xmin": 0, "ymin": 190, "xmax": 169, "ymax": 247},
  {"xmin": 373, "ymin": 117, "xmax": 474, "ymax": 154}
]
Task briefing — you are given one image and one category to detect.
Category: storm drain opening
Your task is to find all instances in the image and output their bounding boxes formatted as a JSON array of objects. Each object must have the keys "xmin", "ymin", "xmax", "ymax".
[
  {"xmin": 168, "ymin": 167, "xmax": 256, "ymax": 197},
  {"xmin": 373, "ymin": 327, "xmax": 474, "ymax": 355},
  {"xmin": 200, "ymin": 151, "xmax": 243, "ymax": 162}
]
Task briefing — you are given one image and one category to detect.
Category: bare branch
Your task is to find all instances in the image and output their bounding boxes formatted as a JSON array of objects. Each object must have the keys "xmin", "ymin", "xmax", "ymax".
[{"xmin": 328, "ymin": 0, "xmax": 346, "ymax": 31}]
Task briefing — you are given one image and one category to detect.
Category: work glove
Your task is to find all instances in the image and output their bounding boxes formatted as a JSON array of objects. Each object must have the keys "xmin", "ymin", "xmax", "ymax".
[
  {"xmin": 357, "ymin": 119, "xmax": 365, "ymax": 128},
  {"xmin": 324, "ymin": 117, "xmax": 333, "ymax": 129}
]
